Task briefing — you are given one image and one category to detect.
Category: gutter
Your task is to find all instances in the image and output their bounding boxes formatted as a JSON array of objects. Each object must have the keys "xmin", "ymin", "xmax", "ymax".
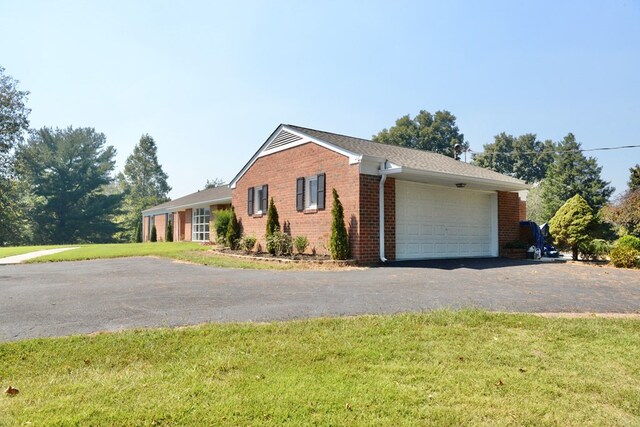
[{"xmin": 378, "ymin": 163, "xmax": 402, "ymax": 263}]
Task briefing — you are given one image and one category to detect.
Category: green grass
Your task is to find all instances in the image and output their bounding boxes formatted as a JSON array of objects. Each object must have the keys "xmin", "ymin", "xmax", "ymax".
[
  {"xmin": 1, "ymin": 311, "xmax": 638, "ymax": 426},
  {"xmin": 11, "ymin": 242, "xmax": 299, "ymax": 270}
]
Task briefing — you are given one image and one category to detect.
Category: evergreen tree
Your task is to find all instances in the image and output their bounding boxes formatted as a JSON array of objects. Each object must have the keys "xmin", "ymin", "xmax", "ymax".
[
  {"xmin": 226, "ymin": 208, "xmax": 241, "ymax": 249},
  {"xmin": 629, "ymin": 164, "xmax": 640, "ymax": 192},
  {"xmin": 539, "ymin": 133, "xmax": 613, "ymax": 222},
  {"xmin": 150, "ymin": 224, "xmax": 157, "ymax": 242},
  {"xmin": 135, "ymin": 220, "xmax": 142, "ymax": 243},
  {"xmin": 329, "ymin": 189, "xmax": 349, "ymax": 260},
  {"xmin": 165, "ymin": 217, "xmax": 173, "ymax": 242},
  {"xmin": 117, "ymin": 134, "xmax": 171, "ymax": 241},
  {"xmin": 16, "ymin": 127, "xmax": 122, "ymax": 244},
  {"xmin": 373, "ymin": 110, "xmax": 468, "ymax": 157},
  {"xmin": 549, "ymin": 195, "xmax": 594, "ymax": 260},
  {"xmin": 265, "ymin": 197, "xmax": 280, "ymax": 254}
]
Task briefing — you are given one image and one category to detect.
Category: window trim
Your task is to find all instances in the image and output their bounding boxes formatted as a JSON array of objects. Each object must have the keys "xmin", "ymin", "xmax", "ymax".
[
  {"xmin": 305, "ymin": 175, "xmax": 318, "ymax": 210},
  {"xmin": 191, "ymin": 206, "xmax": 211, "ymax": 242}
]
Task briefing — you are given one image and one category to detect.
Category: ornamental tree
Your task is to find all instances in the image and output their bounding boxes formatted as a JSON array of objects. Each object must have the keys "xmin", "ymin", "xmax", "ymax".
[
  {"xmin": 265, "ymin": 197, "xmax": 280, "ymax": 255},
  {"xmin": 549, "ymin": 194, "xmax": 594, "ymax": 260},
  {"xmin": 329, "ymin": 188, "xmax": 349, "ymax": 260}
]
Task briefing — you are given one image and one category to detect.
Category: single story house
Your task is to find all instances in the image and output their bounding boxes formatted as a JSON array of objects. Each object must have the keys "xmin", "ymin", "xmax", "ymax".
[
  {"xmin": 142, "ymin": 186, "xmax": 231, "ymax": 242},
  {"xmin": 144, "ymin": 124, "xmax": 529, "ymax": 262}
]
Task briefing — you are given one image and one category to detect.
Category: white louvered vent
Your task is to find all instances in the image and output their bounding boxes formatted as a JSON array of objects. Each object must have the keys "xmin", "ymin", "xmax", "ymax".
[{"xmin": 266, "ymin": 130, "xmax": 302, "ymax": 150}]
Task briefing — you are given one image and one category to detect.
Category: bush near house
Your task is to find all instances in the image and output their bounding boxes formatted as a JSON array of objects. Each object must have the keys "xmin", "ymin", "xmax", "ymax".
[
  {"xmin": 609, "ymin": 245, "xmax": 639, "ymax": 268},
  {"xmin": 616, "ymin": 235, "xmax": 640, "ymax": 252},
  {"xmin": 165, "ymin": 219, "xmax": 173, "ymax": 242},
  {"xmin": 226, "ymin": 208, "xmax": 241, "ymax": 250},
  {"xmin": 239, "ymin": 234, "xmax": 257, "ymax": 253},
  {"xmin": 329, "ymin": 188, "xmax": 349, "ymax": 260},
  {"xmin": 578, "ymin": 239, "xmax": 611, "ymax": 261},
  {"xmin": 293, "ymin": 235, "xmax": 309, "ymax": 255},
  {"xmin": 150, "ymin": 224, "xmax": 157, "ymax": 242},
  {"xmin": 265, "ymin": 198, "xmax": 280, "ymax": 255},
  {"xmin": 266, "ymin": 230, "xmax": 292, "ymax": 256},
  {"xmin": 213, "ymin": 209, "xmax": 233, "ymax": 245},
  {"xmin": 135, "ymin": 221, "xmax": 142, "ymax": 243}
]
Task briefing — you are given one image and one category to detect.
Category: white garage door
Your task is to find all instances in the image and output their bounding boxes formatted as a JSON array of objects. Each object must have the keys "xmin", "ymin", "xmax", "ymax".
[{"xmin": 395, "ymin": 181, "xmax": 497, "ymax": 260}]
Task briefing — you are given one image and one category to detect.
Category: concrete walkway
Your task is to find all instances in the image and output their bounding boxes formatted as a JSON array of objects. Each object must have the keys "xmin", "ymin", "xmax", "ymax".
[{"xmin": 0, "ymin": 247, "xmax": 79, "ymax": 265}]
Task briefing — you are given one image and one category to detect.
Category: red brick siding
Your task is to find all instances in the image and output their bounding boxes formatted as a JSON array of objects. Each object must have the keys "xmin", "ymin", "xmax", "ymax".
[
  {"xmin": 233, "ymin": 142, "xmax": 361, "ymax": 256},
  {"xmin": 153, "ymin": 214, "xmax": 167, "ymax": 242},
  {"xmin": 519, "ymin": 200, "xmax": 527, "ymax": 221},
  {"xmin": 384, "ymin": 177, "xmax": 396, "ymax": 261},
  {"xmin": 184, "ymin": 208, "xmax": 192, "ymax": 241},
  {"xmin": 356, "ymin": 175, "xmax": 396, "ymax": 263},
  {"xmin": 498, "ymin": 191, "xmax": 522, "ymax": 257}
]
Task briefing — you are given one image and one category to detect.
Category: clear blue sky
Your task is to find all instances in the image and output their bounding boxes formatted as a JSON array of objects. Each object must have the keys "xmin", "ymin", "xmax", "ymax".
[{"xmin": 2, "ymin": 1, "xmax": 639, "ymax": 199}]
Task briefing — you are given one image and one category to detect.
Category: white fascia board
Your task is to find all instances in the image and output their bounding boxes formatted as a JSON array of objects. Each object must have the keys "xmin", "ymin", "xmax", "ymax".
[
  {"xmin": 142, "ymin": 197, "xmax": 232, "ymax": 215},
  {"xmin": 399, "ymin": 167, "xmax": 531, "ymax": 191}
]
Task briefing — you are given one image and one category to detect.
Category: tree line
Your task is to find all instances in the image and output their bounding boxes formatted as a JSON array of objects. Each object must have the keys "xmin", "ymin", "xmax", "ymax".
[{"xmin": 0, "ymin": 66, "xmax": 171, "ymax": 245}]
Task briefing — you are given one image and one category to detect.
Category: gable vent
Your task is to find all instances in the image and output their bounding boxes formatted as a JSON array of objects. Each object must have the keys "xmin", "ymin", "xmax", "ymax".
[{"xmin": 266, "ymin": 130, "xmax": 303, "ymax": 151}]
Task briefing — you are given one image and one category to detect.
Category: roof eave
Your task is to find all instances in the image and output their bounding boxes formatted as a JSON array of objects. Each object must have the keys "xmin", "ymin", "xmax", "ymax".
[
  {"xmin": 142, "ymin": 196, "xmax": 232, "ymax": 215},
  {"xmin": 397, "ymin": 167, "xmax": 531, "ymax": 191}
]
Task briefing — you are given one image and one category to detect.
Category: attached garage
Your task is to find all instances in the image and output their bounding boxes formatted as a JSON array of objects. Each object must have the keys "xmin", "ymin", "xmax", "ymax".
[{"xmin": 395, "ymin": 181, "xmax": 498, "ymax": 260}]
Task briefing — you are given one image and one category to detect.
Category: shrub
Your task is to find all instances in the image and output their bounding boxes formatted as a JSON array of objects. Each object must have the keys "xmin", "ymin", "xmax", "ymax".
[
  {"xmin": 549, "ymin": 194, "xmax": 594, "ymax": 261},
  {"xmin": 135, "ymin": 221, "xmax": 142, "ymax": 243},
  {"xmin": 578, "ymin": 239, "xmax": 610, "ymax": 261},
  {"xmin": 293, "ymin": 235, "xmax": 309, "ymax": 255},
  {"xmin": 265, "ymin": 198, "xmax": 280, "ymax": 255},
  {"xmin": 150, "ymin": 224, "xmax": 157, "ymax": 242},
  {"xmin": 165, "ymin": 219, "xmax": 173, "ymax": 242},
  {"xmin": 226, "ymin": 208, "xmax": 241, "ymax": 250},
  {"xmin": 329, "ymin": 188, "xmax": 349, "ymax": 260},
  {"xmin": 616, "ymin": 235, "xmax": 640, "ymax": 252},
  {"xmin": 609, "ymin": 245, "xmax": 639, "ymax": 268},
  {"xmin": 213, "ymin": 209, "xmax": 233, "ymax": 245},
  {"xmin": 266, "ymin": 230, "xmax": 291, "ymax": 257},
  {"xmin": 239, "ymin": 235, "xmax": 257, "ymax": 253}
]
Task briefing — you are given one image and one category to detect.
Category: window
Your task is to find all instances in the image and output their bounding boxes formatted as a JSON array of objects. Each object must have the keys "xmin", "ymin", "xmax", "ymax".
[
  {"xmin": 306, "ymin": 176, "xmax": 318, "ymax": 209},
  {"xmin": 192, "ymin": 207, "xmax": 210, "ymax": 241},
  {"xmin": 248, "ymin": 184, "xmax": 268, "ymax": 216},
  {"xmin": 297, "ymin": 173, "xmax": 325, "ymax": 211}
]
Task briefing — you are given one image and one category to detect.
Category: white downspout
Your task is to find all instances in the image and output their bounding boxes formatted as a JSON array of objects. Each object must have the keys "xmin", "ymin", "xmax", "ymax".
[{"xmin": 379, "ymin": 161, "xmax": 388, "ymax": 263}]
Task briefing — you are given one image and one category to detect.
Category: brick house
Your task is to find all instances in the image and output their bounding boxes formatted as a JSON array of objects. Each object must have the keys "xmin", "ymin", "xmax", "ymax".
[
  {"xmin": 142, "ymin": 186, "xmax": 231, "ymax": 242},
  {"xmin": 229, "ymin": 124, "xmax": 529, "ymax": 263}
]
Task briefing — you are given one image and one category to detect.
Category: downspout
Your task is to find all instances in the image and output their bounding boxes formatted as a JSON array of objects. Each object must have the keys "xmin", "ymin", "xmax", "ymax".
[{"xmin": 379, "ymin": 161, "xmax": 389, "ymax": 263}]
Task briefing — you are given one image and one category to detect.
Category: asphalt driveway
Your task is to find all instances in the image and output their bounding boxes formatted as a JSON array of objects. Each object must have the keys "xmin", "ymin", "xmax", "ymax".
[{"xmin": 1, "ymin": 257, "xmax": 639, "ymax": 341}]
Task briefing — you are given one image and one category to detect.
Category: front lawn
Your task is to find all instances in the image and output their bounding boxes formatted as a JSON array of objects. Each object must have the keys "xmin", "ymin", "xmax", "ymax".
[
  {"xmin": 9, "ymin": 242, "xmax": 301, "ymax": 270},
  {"xmin": 1, "ymin": 311, "xmax": 638, "ymax": 425}
]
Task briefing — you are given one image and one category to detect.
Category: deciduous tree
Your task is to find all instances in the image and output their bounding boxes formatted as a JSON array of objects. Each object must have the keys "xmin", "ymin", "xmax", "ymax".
[{"xmin": 373, "ymin": 110, "xmax": 468, "ymax": 157}]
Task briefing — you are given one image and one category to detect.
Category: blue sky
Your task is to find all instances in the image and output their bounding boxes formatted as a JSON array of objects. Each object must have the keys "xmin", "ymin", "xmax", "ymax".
[{"xmin": 2, "ymin": 0, "xmax": 639, "ymax": 199}]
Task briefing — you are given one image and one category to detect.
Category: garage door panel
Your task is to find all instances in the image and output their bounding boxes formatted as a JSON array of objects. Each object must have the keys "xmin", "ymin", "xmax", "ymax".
[{"xmin": 396, "ymin": 181, "xmax": 496, "ymax": 260}]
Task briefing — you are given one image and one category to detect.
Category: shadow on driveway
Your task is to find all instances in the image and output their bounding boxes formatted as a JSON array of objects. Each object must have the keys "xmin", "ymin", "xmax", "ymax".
[{"xmin": 383, "ymin": 257, "xmax": 566, "ymax": 271}]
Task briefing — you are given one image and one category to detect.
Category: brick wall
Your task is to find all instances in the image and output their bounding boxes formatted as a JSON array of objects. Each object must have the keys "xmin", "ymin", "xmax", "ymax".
[
  {"xmin": 153, "ymin": 214, "xmax": 167, "ymax": 242},
  {"xmin": 184, "ymin": 208, "xmax": 192, "ymax": 241},
  {"xmin": 498, "ymin": 191, "xmax": 522, "ymax": 257},
  {"xmin": 355, "ymin": 175, "xmax": 396, "ymax": 263},
  {"xmin": 519, "ymin": 200, "xmax": 527, "ymax": 221},
  {"xmin": 233, "ymin": 142, "xmax": 361, "ymax": 256}
]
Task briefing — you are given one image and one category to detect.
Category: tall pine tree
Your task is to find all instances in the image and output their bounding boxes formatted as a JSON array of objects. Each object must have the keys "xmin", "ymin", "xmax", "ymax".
[
  {"xmin": 539, "ymin": 133, "xmax": 613, "ymax": 222},
  {"xmin": 117, "ymin": 134, "xmax": 171, "ymax": 241},
  {"xmin": 16, "ymin": 127, "xmax": 121, "ymax": 244}
]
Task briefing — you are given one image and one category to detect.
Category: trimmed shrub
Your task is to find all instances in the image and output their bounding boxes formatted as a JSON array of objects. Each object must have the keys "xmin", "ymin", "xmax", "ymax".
[
  {"xmin": 617, "ymin": 235, "xmax": 640, "ymax": 252},
  {"xmin": 239, "ymin": 234, "xmax": 257, "ymax": 253},
  {"xmin": 135, "ymin": 221, "xmax": 142, "ymax": 243},
  {"xmin": 329, "ymin": 188, "xmax": 349, "ymax": 260},
  {"xmin": 266, "ymin": 230, "xmax": 292, "ymax": 257},
  {"xmin": 165, "ymin": 219, "xmax": 173, "ymax": 242},
  {"xmin": 549, "ymin": 195, "xmax": 594, "ymax": 261},
  {"xmin": 609, "ymin": 245, "xmax": 639, "ymax": 268},
  {"xmin": 226, "ymin": 208, "xmax": 241, "ymax": 250},
  {"xmin": 265, "ymin": 198, "xmax": 280, "ymax": 255},
  {"xmin": 150, "ymin": 224, "xmax": 157, "ymax": 242},
  {"xmin": 213, "ymin": 209, "xmax": 233, "ymax": 245},
  {"xmin": 293, "ymin": 235, "xmax": 309, "ymax": 255},
  {"xmin": 578, "ymin": 239, "xmax": 610, "ymax": 261}
]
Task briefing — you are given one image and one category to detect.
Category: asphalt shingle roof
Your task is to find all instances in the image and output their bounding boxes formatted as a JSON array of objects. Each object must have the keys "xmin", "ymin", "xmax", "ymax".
[
  {"xmin": 142, "ymin": 186, "xmax": 231, "ymax": 214},
  {"xmin": 286, "ymin": 125, "xmax": 526, "ymax": 186}
]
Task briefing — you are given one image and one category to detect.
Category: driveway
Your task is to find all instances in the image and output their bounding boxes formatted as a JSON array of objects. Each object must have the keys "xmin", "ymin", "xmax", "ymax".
[{"xmin": 1, "ymin": 257, "xmax": 639, "ymax": 341}]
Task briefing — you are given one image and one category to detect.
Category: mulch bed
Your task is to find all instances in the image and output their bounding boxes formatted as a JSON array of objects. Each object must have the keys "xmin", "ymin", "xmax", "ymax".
[{"xmin": 209, "ymin": 247, "xmax": 358, "ymax": 266}]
